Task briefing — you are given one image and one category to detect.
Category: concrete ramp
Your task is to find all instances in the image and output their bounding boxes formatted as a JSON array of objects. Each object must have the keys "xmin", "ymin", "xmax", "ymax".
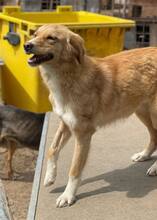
[{"xmin": 28, "ymin": 113, "xmax": 157, "ymax": 220}]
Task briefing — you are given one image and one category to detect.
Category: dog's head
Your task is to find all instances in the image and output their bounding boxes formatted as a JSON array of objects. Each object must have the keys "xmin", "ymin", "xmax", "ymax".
[{"xmin": 24, "ymin": 24, "xmax": 85, "ymax": 67}]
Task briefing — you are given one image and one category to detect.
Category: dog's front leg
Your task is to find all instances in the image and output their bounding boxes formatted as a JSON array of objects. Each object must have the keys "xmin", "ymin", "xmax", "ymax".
[
  {"xmin": 56, "ymin": 128, "xmax": 94, "ymax": 208},
  {"xmin": 44, "ymin": 120, "xmax": 71, "ymax": 186}
]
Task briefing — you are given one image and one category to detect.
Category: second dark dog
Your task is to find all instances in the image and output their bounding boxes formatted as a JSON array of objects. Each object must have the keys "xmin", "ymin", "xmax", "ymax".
[{"xmin": 0, "ymin": 104, "xmax": 45, "ymax": 178}]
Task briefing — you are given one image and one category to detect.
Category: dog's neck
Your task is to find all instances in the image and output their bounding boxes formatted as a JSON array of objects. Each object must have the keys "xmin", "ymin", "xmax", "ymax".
[
  {"xmin": 39, "ymin": 55, "xmax": 110, "ymax": 96},
  {"xmin": 39, "ymin": 55, "xmax": 113, "ymax": 123},
  {"xmin": 39, "ymin": 58, "xmax": 86, "ymax": 117},
  {"xmin": 39, "ymin": 55, "xmax": 90, "ymax": 88}
]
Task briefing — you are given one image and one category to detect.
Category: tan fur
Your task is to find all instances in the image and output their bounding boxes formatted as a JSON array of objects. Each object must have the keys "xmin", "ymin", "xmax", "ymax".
[
  {"xmin": 47, "ymin": 148, "xmax": 56, "ymax": 159},
  {"xmin": 5, "ymin": 141, "xmax": 16, "ymax": 178},
  {"xmin": 26, "ymin": 25, "xmax": 157, "ymax": 206},
  {"xmin": 47, "ymin": 121, "xmax": 71, "ymax": 159}
]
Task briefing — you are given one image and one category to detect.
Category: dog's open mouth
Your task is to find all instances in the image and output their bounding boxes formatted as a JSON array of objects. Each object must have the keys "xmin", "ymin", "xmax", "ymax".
[{"xmin": 28, "ymin": 54, "xmax": 54, "ymax": 66}]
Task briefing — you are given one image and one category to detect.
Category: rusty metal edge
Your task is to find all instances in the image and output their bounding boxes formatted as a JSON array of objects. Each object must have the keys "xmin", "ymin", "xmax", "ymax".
[
  {"xmin": 0, "ymin": 179, "xmax": 12, "ymax": 220},
  {"xmin": 27, "ymin": 112, "xmax": 50, "ymax": 220}
]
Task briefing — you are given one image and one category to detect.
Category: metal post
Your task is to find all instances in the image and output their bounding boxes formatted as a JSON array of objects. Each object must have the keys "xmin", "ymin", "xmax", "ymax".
[
  {"xmin": 112, "ymin": 0, "xmax": 115, "ymax": 16},
  {"xmin": 84, "ymin": 0, "xmax": 87, "ymax": 10},
  {"xmin": 123, "ymin": 0, "xmax": 128, "ymax": 18}
]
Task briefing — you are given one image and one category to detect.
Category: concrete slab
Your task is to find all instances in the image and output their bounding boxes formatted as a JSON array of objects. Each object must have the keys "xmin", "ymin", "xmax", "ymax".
[
  {"xmin": 32, "ymin": 113, "xmax": 157, "ymax": 220},
  {"xmin": 0, "ymin": 179, "xmax": 12, "ymax": 220}
]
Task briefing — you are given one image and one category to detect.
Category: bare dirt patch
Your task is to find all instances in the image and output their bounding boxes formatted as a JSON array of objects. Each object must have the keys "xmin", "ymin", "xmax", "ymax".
[{"xmin": 0, "ymin": 148, "xmax": 38, "ymax": 220}]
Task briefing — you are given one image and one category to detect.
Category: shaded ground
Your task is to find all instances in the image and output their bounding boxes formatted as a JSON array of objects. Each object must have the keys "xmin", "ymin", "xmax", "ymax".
[
  {"xmin": 0, "ymin": 148, "xmax": 38, "ymax": 220},
  {"xmin": 35, "ymin": 113, "xmax": 157, "ymax": 220}
]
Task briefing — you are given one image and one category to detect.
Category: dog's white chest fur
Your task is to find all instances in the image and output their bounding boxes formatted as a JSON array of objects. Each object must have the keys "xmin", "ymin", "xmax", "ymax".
[
  {"xmin": 53, "ymin": 94, "xmax": 77, "ymax": 129},
  {"xmin": 40, "ymin": 65, "xmax": 77, "ymax": 128},
  {"xmin": 52, "ymin": 92, "xmax": 76, "ymax": 127}
]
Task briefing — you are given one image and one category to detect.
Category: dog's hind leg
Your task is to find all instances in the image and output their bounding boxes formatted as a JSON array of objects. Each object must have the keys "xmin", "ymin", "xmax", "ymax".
[
  {"xmin": 44, "ymin": 120, "xmax": 71, "ymax": 187},
  {"xmin": 56, "ymin": 127, "xmax": 95, "ymax": 208},
  {"xmin": 5, "ymin": 141, "xmax": 16, "ymax": 179},
  {"xmin": 132, "ymin": 104, "xmax": 157, "ymax": 162}
]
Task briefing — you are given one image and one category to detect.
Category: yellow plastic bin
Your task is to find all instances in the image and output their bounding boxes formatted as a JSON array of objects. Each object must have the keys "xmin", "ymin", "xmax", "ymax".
[
  {"xmin": 0, "ymin": 59, "xmax": 4, "ymax": 103},
  {"xmin": 0, "ymin": 6, "xmax": 135, "ymax": 112}
]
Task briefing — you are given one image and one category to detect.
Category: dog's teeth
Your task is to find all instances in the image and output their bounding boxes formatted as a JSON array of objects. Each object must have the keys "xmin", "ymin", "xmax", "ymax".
[{"xmin": 28, "ymin": 59, "xmax": 34, "ymax": 64}]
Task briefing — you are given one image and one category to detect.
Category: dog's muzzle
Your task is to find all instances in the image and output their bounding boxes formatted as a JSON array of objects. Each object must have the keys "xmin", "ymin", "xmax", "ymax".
[{"xmin": 24, "ymin": 42, "xmax": 54, "ymax": 66}]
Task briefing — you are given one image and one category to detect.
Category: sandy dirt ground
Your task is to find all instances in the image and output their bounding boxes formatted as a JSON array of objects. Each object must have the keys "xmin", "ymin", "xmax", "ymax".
[{"xmin": 0, "ymin": 148, "xmax": 38, "ymax": 220}]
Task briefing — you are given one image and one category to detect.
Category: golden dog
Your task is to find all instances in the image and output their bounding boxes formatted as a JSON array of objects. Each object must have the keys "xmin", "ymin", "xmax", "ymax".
[{"xmin": 24, "ymin": 25, "xmax": 157, "ymax": 207}]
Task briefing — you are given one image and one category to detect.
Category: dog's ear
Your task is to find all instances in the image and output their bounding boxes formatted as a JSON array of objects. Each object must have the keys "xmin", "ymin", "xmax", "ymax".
[{"xmin": 68, "ymin": 33, "xmax": 85, "ymax": 64}]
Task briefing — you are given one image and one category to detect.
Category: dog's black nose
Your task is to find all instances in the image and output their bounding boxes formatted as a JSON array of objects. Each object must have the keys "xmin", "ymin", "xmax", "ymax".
[{"xmin": 24, "ymin": 42, "xmax": 34, "ymax": 53}]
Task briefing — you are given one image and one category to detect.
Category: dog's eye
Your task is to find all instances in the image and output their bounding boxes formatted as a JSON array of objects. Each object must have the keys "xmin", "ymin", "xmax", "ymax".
[{"xmin": 47, "ymin": 36, "xmax": 58, "ymax": 41}]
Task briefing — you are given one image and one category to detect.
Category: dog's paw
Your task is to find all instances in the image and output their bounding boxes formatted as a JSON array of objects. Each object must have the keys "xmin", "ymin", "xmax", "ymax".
[
  {"xmin": 56, "ymin": 193, "xmax": 76, "ymax": 208},
  {"xmin": 44, "ymin": 169, "xmax": 56, "ymax": 187},
  {"xmin": 147, "ymin": 162, "xmax": 157, "ymax": 176},
  {"xmin": 131, "ymin": 151, "xmax": 150, "ymax": 162}
]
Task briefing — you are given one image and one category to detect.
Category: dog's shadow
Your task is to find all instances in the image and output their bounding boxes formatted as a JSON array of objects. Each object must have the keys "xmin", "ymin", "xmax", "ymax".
[
  {"xmin": 13, "ymin": 171, "xmax": 35, "ymax": 182},
  {"xmin": 51, "ymin": 158, "xmax": 157, "ymax": 200},
  {"xmin": 0, "ymin": 171, "xmax": 35, "ymax": 182}
]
